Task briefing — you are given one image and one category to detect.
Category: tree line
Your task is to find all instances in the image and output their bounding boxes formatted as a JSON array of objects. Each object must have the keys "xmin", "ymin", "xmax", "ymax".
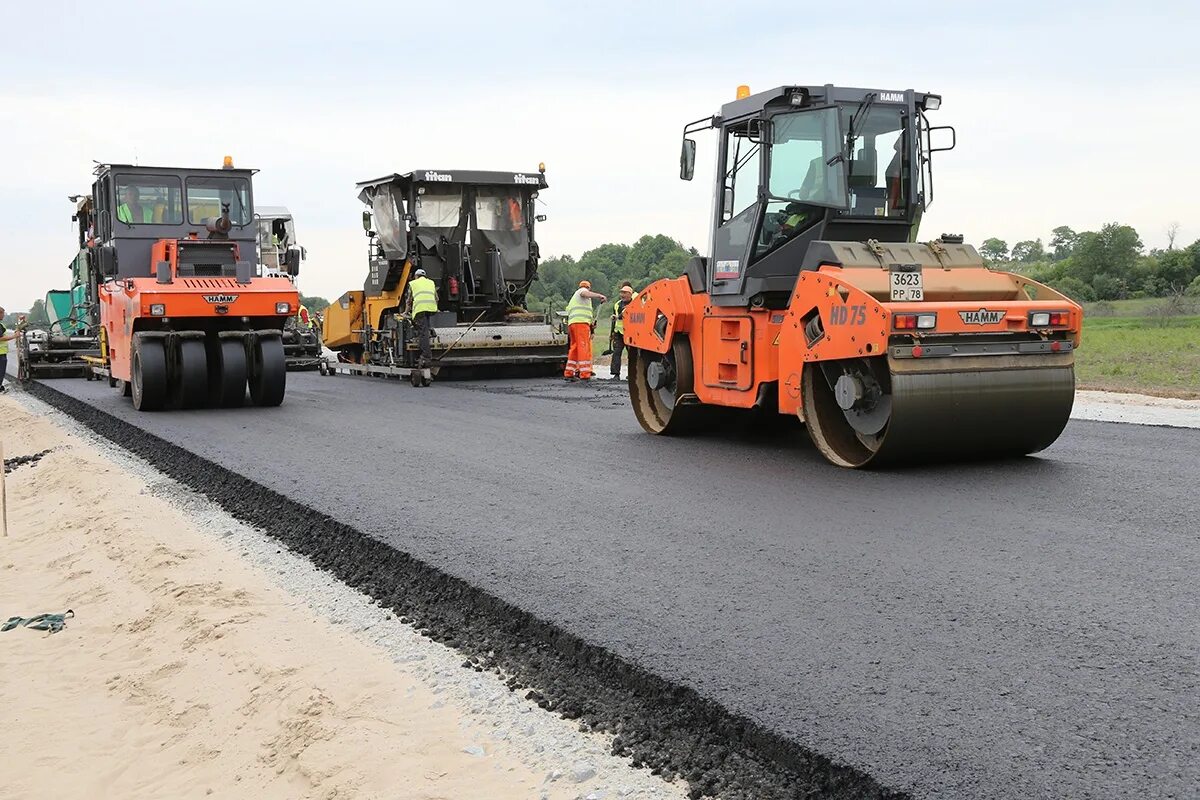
[
  {"xmin": 526, "ymin": 234, "xmax": 696, "ymax": 313},
  {"xmin": 979, "ymin": 223, "xmax": 1200, "ymax": 302}
]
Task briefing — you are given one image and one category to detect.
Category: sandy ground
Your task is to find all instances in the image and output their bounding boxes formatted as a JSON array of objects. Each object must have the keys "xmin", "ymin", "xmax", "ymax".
[{"xmin": 0, "ymin": 397, "xmax": 624, "ymax": 800}]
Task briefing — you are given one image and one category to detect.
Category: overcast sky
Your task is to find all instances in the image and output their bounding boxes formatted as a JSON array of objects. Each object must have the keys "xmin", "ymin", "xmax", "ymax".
[{"xmin": 1, "ymin": 0, "xmax": 1195, "ymax": 309}]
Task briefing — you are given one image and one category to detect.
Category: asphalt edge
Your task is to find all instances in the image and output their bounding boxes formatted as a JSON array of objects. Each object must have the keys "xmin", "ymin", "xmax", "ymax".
[{"xmin": 26, "ymin": 380, "xmax": 906, "ymax": 800}]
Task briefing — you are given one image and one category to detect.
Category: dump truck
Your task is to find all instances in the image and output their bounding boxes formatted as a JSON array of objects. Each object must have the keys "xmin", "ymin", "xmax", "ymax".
[
  {"xmin": 623, "ymin": 84, "xmax": 1082, "ymax": 467},
  {"xmin": 255, "ymin": 206, "xmax": 322, "ymax": 370},
  {"xmin": 16, "ymin": 198, "xmax": 102, "ymax": 380},
  {"xmin": 80, "ymin": 158, "xmax": 301, "ymax": 410},
  {"xmin": 322, "ymin": 167, "xmax": 566, "ymax": 382}
]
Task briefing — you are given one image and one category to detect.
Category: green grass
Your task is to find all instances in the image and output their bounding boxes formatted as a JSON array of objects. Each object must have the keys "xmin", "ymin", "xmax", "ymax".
[{"xmin": 1077, "ymin": 311, "xmax": 1200, "ymax": 397}]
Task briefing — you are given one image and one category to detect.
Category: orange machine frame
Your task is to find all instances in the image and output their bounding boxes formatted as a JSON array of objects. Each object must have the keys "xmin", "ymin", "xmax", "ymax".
[
  {"xmin": 98, "ymin": 236, "xmax": 298, "ymax": 382},
  {"xmin": 623, "ymin": 262, "xmax": 1082, "ymax": 418}
]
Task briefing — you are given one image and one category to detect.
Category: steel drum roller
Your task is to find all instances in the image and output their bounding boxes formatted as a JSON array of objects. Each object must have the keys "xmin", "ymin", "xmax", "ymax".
[{"xmin": 803, "ymin": 355, "xmax": 1076, "ymax": 468}]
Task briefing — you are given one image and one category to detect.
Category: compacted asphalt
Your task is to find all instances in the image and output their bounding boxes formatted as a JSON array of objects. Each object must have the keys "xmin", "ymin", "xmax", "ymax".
[{"xmin": 37, "ymin": 371, "xmax": 1200, "ymax": 799}]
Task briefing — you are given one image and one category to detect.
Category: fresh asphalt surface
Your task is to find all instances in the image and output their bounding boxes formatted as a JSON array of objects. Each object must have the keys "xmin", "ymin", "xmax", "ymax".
[{"xmin": 41, "ymin": 371, "xmax": 1200, "ymax": 799}]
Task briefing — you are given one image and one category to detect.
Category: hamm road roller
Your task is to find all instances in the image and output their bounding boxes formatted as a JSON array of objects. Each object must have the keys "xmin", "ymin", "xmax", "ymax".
[
  {"xmin": 82, "ymin": 159, "xmax": 300, "ymax": 410},
  {"xmin": 622, "ymin": 84, "xmax": 1082, "ymax": 467}
]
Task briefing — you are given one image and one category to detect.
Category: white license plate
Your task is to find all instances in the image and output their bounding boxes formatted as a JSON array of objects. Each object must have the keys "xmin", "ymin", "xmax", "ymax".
[{"xmin": 890, "ymin": 270, "xmax": 924, "ymax": 301}]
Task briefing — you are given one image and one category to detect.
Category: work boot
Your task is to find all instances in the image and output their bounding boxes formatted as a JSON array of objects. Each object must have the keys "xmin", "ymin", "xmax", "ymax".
[{"xmin": 609, "ymin": 373, "xmax": 621, "ymax": 381}]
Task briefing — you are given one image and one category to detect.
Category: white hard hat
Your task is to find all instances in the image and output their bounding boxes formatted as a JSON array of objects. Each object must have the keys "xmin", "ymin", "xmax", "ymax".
[{"xmin": 414, "ymin": 269, "xmax": 427, "ymax": 277}]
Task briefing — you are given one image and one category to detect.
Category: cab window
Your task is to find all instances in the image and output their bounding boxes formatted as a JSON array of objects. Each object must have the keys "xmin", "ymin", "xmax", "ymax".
[
  {"xmin": 475, "ymin": 189, "xmax": 524, "ymax": 231},
  {"xmin": 415, "ymin": 188, "xmax": 463, "ymax": 229},
  {"xmin": 114, "ymin": 175, "xmax": 183, "ymax": 225},
  {"xmin": 186, "ymin": 176, "xmax": 251, "ymax": 226}
]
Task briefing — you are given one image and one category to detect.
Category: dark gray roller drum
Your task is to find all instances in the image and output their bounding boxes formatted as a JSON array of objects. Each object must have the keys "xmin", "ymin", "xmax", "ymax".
[{"xmin": 803, "ymin": 356, "xmax": 1076, "ymax": 468}]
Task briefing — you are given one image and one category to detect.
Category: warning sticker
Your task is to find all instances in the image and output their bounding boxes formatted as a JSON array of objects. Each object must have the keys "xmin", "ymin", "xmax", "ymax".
[{"xmin": 714, "ymin": 260, "xmax": 741, "ymax": 279}]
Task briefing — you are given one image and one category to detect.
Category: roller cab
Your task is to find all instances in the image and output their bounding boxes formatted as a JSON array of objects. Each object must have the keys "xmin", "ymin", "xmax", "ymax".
[{"xmin": 623, "ymin": 84, "xmax": 1082, "ymax": 467}]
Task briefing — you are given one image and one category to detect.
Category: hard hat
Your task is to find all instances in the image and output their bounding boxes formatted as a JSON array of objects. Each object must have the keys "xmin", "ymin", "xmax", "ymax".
[
  {"xmin": 579, "ymin": 280, "xmax": 591, "ymax": 289},
  {"xmin": 619, "ymin": 284, "xmax": 633, "ymax": 294},
  {"xmin": 414, "ymin": 269, "xmax": 427, "ymax": 277}
]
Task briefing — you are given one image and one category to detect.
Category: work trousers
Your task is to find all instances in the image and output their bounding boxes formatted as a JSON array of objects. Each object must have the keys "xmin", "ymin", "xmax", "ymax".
[
  {"xmin": 0, "ymin": 354, "xmax": 6, "ymax": 387},
  {"xmin": 565, "ymin": 323, "xmax": 593, "ymax": 379},
  {"xmin": 414, "ymin": 312, "xmax": 433, "ymax": 365},
  {"xmin": 609, "ymin": 332, "xmax": 626, "ymax": 377}
]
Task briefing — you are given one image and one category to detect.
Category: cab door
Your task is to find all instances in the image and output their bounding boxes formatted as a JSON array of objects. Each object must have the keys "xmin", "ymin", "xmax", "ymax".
[{"xmin": 709, "ymin": 119, "xmax": 763, "ymax": 298}]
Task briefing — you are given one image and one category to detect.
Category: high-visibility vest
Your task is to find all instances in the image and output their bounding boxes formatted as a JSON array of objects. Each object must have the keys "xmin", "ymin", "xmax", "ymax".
[
  {"xmin": 409, "ymin": 276, "xmax": 439, "ymax": 315},
  {"xmin": 0, "ymin": 324, "xmax": 7, "ymax": 356},
  {"xmin": 566, "ymin": 289, "xmax": 594, "ymax": 325},
  {"xmin": 117, "ymin": 203, "xmax": 154, "ymax": 223},
  {"xmin": 613, "ymin": 298, "xmax": 630, "ymax": 334}
]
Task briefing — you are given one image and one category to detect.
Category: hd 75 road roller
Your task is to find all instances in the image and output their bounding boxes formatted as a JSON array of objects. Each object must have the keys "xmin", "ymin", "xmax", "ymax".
[
  {"xmin": 623, "ymin": 85, "xmax": 1082, "ymax": 467},
  {"xmin": 80, "ymin": 159, "xmax": 300, "ymax": 410}
]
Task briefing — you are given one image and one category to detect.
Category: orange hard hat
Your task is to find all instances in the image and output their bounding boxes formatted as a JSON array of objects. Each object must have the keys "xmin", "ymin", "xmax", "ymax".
[{"xmin": 579, "ymin": 280, "xmax": 591, "ymax": 289}]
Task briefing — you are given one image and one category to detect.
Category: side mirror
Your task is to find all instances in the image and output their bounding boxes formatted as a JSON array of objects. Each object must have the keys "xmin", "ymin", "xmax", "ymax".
[
  {"xmin": 928, "ymin": 125, "xmax": 956, "ymax": 153},
  {"xmin": 361, "ymin": 210, "xmax": 372, "ymax": 232},
  {"xmin": 535, "ymin": 214, "xmax": 547, "ymax": 223},
  {"xmin": 285, "ymin": 246, "xmax": 304, "ymax": 276},
  {"xmin": 722, "ymin": 187, "xmax": 734, "ymax": 221},
  {"xmin": 680, "ymin": 138, "xmax": 697, "ymax": 181},
  {"xmin": 97, "ymin": 242, "xmax": 118, "ymax": 277}
]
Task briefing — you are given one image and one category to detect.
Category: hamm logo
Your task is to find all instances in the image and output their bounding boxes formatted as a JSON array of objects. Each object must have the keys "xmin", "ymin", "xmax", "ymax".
[
  {"xmin": 959, "ymin": 308, "xmax": 1004, "ymax": 325},
  {"xmin": 203, "ymin": 294, "xmax": 239, "ymax": 304}
]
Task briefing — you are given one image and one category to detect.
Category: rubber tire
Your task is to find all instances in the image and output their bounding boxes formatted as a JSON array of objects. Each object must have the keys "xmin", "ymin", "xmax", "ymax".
[
  {"xmin": 248, "ymin": 336, "xmax": 286, "ymax": 407},
  {"xmin": 410, "ymin": 370, "xmax": 422, "ymax": 388},
  {"xmin": 207, "ymin": 337, "xmax": 247, "ymax": 408},
  {"xmin": 131, "ymin": 337, "xmax": 167, "ymax": 411},
  {"xmin": 169, "ymin": 338, "xmax": 208, "ymax": 410}
]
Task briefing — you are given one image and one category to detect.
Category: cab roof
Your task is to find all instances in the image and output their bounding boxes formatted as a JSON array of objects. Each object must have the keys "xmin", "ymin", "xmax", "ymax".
[
  {"xmin": 94, "ymin": 163, "xmax": 257, "ymax": 179},
  {"xmin": 356, "ymin": 169, "xmax": 548, "ymax": 192},
  {"xmin": 718, "ymin": 84, "xmax": 941, "ymax": 121}
]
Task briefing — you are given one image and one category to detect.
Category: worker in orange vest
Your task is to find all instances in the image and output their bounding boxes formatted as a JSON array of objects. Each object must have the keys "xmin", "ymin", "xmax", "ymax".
[{"xmin": 564, "ymin": 280, "xmax": 606, "ymax": 381}]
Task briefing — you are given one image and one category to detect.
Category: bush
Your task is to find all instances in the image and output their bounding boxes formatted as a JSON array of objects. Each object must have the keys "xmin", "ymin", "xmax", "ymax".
[
  {"xmin": 1187, "ymin": 275, "xmax": 1200, "ymax": 297},
  {"xmin": 1049, "ymin": 276, "xmax": 1096, "ymax": 302}
]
